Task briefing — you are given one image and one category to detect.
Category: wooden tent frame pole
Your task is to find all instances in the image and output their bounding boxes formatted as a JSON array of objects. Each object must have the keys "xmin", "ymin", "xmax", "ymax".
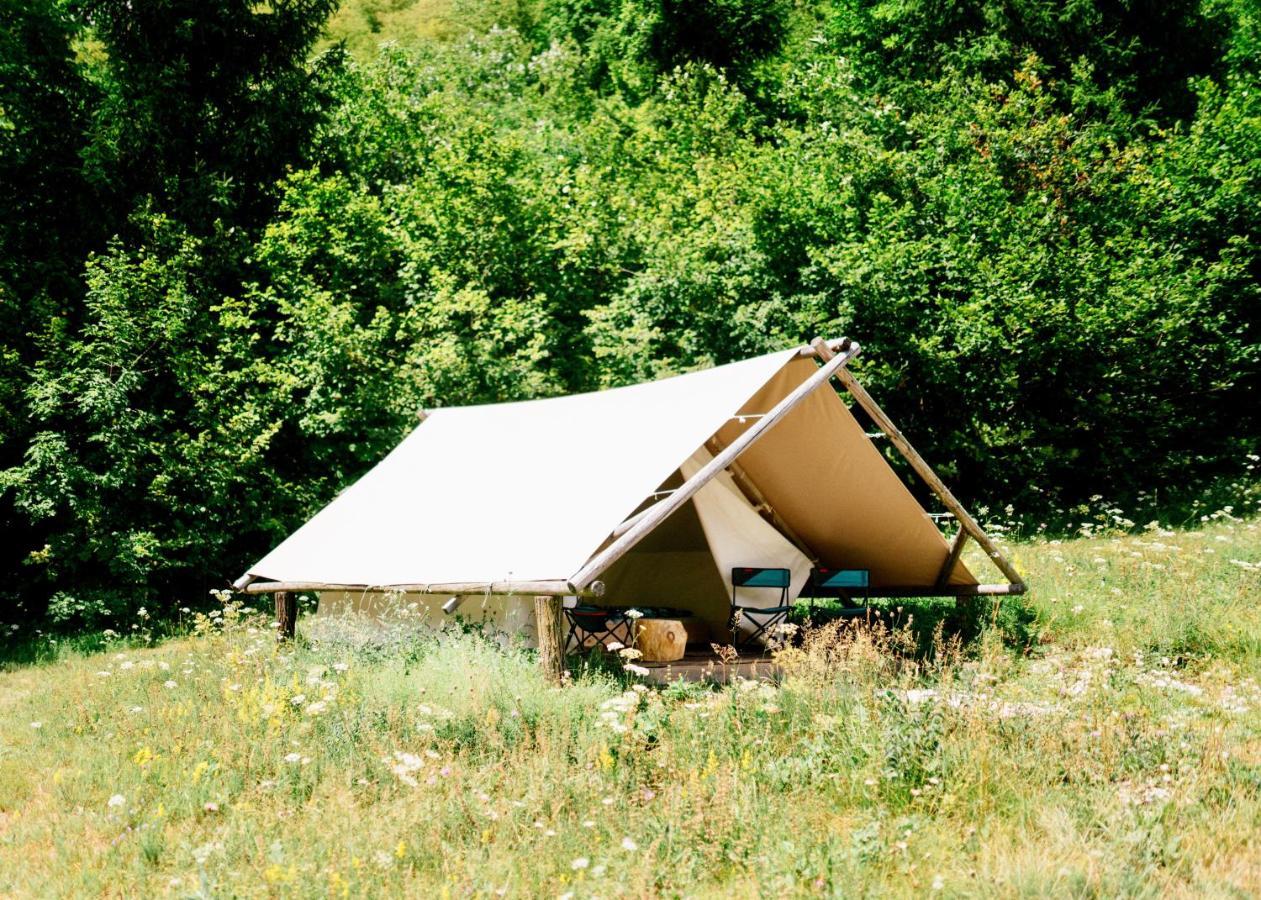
[
  {"xmin": 936, "ymin": 529, "xmax": 970, "ymax": 589},
  {"xmin": 568, "ymin": 339, "xmax": 863, "ymax": 591},
  {"xmin": 274, "ymin": 591, "xmax": 297, "ymax": 642},
  {"xmin": 534, "ymin": 596, "xmax": 566, "ymax": 684},
  {"xmin": 865, "ymin": 583, "xmax": 1021, "ymax": 597},
  {"xmin": 809, "ymin": 338, "xmax": 1026, "ymax": 592},
  {"xmin": 243, "ymin": 579, "xmax": 603, "ymax": 598}
]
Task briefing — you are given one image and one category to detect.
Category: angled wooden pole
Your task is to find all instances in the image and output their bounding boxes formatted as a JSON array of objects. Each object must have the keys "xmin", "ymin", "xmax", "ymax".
[
  {"xmin": 810, "ymin": 338, "xmax": 1026, "ymax": 592},
  {"xmin": 935, "ymin": 528, "xmax": 969, "ymax": 589},
  {"xmin": 569, "ymin": 339, "xmax": 862, "ymax": 591}
]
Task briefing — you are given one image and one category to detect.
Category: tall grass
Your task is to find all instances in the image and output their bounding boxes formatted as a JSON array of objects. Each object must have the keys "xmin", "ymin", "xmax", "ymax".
[{"xmin": 1, "ymin": 513, "xmax": 1258, "ymax": 897}]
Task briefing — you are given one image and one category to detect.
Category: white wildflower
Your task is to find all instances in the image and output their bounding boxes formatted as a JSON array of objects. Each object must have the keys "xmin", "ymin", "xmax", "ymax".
[
  {"xmin": 387, "ymin": 751, "xmax": 425, "ymax": 787},
  {"xmin": 108, "ymin": 794, "xmax": 125, "ymax": 809},
  {"xmin": 621, "ymin": 836, "xmax": 639, "ymax": 851}
]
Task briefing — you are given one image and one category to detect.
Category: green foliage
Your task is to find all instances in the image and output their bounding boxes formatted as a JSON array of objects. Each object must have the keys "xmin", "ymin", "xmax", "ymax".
[{"xmin": 0, "ymin": 0, "xmax": 1258, "ymax": 627}]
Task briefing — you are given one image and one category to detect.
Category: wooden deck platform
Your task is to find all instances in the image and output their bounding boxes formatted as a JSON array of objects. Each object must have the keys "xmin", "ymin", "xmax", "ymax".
[{"xmin": 639, "ymin": 649, "xmax": 781, "ymax": 684}]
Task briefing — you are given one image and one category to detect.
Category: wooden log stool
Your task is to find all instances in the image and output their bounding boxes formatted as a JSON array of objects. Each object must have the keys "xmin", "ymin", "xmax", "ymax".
[{"xmin": 633, "ymin": 618, "xmax": 687, "ymax": 662}]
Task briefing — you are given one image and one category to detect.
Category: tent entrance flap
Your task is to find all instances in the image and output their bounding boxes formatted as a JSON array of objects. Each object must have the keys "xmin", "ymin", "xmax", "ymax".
[
  {"xmin": 596, "ymin": 497, "xmax": 730, "ymax": 638},
  {"xmin": 682, "ymin": 447, "xmax": 812, "ymax": 607},
  {"xmin": 590, "ymin": 448, "xmax": 812, "ymax": 643}
]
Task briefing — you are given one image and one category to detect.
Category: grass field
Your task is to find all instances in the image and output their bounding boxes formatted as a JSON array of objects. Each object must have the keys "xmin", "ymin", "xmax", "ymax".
[{"xmin": 1, "ymin": 506, "xmax": 1259, "ymax": 897}]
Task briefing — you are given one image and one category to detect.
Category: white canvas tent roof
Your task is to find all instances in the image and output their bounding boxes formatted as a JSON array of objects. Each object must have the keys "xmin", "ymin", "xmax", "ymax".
[{"xmin": 237, "ymin": 339, "xmax": 1022, "ymax": 601}]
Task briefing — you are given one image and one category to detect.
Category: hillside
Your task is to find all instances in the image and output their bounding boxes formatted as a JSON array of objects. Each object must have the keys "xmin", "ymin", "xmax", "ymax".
[{"xmin": 1, "ymin": 513, "xmax": 1258, "ymax": 895}]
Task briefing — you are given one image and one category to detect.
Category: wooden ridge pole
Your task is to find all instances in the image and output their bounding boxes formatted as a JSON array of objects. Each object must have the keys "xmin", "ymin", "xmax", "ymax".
[
  {"xmin": 569, "ymin": 339, "xmax": 862, "ymax": 591},
  {"xmin": 810, "ymin": 338, "xmax": 1026, "ymax": 592}
]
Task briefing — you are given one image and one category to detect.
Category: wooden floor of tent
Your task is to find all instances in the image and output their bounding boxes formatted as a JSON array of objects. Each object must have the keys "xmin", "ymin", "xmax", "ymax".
[{"xmin": 639, "ymin": 649, "xmax": 780, "ymax": 684}]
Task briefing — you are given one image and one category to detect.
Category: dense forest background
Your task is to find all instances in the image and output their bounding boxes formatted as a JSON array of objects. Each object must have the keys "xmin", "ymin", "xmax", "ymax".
[{"xmin": 1, "ymin": 0, "xmax": 1258, "ymax": 628}]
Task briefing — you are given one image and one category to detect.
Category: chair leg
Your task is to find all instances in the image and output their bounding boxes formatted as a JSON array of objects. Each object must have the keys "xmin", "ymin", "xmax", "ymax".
[{"xmin": 737, "ymin": 609, "xmax": 788, "ymax": 652}]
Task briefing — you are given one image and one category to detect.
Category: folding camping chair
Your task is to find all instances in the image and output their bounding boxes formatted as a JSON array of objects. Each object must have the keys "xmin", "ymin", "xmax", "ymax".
[
  {"xmin": 563, "ymin": 605, "xmax": 631, "ymax": 653},
  {"xmin": 805, "ymin": 567, "xmax": 870, "ymax": 616},
  {"xmin": 729, "ymin": 567, "xmax": 793, "ymax": 652}
]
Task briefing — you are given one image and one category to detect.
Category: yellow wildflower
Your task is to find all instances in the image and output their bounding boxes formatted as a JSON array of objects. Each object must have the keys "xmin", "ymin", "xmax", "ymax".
[
  {"xmin": 132, "ymin": 745, "xmax": 157, "ymax": 768},
  {"xmin": 701, "ymin": 749, "xmax": 719, "ymax": 779},
  {"xmin": 598, "ymin": 745, "xmax": 615, "ymax": 771}
]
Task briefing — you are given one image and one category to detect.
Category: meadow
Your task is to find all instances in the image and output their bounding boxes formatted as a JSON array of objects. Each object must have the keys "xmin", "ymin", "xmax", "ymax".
[{"xmin": 1, "ymin": 504, "xmax": 1259, "ymax": 897}]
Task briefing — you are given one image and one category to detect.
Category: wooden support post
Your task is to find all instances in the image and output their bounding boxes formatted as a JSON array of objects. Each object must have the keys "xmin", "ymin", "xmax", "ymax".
[
  {"xmin": 810, "ymin": 338, "xmax": 1026, "ymax": 592},
  {"xmin": 936, "ymin": 529, "xmax": 969, "ymax": 589},
  {"xmin": 274, "ymin": 591, "xmax": 297, "ymax": 642},
  {"xmin": 534, "ymin": 595, "xmax": 565, "ymax": 684}
]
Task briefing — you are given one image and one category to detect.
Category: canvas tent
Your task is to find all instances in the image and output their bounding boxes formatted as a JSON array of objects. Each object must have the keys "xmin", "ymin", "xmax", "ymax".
[{"xmin": 236, "ymin": 337, "xmax": 1024, "ymax": 655}]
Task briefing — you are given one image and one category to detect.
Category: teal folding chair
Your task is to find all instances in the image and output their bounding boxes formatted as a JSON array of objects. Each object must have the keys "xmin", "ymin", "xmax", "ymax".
[
  {"xmin": 729, "ymin": 567, "xmax": 793, "ymax": 651},
  {"xmin": 805, "ymin": 567, "xmax": 870, "ymax": 615}
]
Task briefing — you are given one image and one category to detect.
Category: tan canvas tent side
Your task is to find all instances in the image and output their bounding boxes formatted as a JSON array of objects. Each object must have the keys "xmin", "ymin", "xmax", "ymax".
[{"xmin": 235, "ymin": 338, "xmax": 1023, "ymax": 654}]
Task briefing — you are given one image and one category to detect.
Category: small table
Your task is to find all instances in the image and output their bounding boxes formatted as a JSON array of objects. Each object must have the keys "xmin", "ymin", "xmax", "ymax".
[{"xmin": 634, "ymin": 617, "xmax": 688, "ymax": 662}]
